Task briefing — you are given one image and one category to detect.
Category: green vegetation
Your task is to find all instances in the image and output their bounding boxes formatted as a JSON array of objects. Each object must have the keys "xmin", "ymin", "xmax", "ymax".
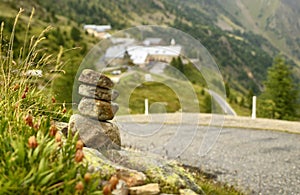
[
  {"xmin": 258, "ymin": 57, "xmax": 299, "ymax": 120},
  {"xmin": 168, "ymin": 58, "xmax": 252, "ymax": 115},
  {"xmin": 170, "ymin": 57, "xmax": 184, "ymax": 74},
  {"xmin": 1, "ymin": 0, "xmax": 299, "ymax": 120},
  {"xmin": 2, "ymin": 3, "xmax": 297, "ymax": 194},
  {"xmin": 115, "ymin": 68, "xmax": 223, "ymax": 115},
  {"xmin": 0, "ymin": 1, "xmax": 98, "ymax": 106},
  {"xmin": 129, "ymin": 82, "xmax": 181, "ymax": 114},
  {"xmin": 145, "ymin": 163, "xmax": 243, "ymax": 195},
  {"xmin": 6, "ymin": 0, "xmax": 292, "ymax": 94},
  {"xmin": 0, "ymin": 10, "xmax": 102, "ymax": 194},
  {"xmin": 0, "ymin": 15, "xmax": 243, "ymax": 191},
  {"xmin": 218, "ymin": 0, "xmax": 300, "ymax": 64},
  {"xmin": 184, "ymin": 166, "xmax": 243, "ymax": 195}
]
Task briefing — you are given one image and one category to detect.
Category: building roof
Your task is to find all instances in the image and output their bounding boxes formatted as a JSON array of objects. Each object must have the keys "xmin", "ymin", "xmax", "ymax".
[
  {"xmin": 105, "ymin": 45, "xmax": 127, "ymax": 59},
  {"xmin": 104, "ymin": 38, "xmax": 136, "ymax": 59},
  {"xmin": 127, "ymin": 48, "xmax": 149, "ymax": 65},
  {"xmin": 109, "ymin": 38, "xmax": 135, "ymax": 45},
  {"xmin": 104, "ymin": 38, "xmax": 182, "ymax": 65},
  {"xmin": 83, "ymin": 25, "xmax": 111, "ymax": 32},
  {"xmin": 127, "ymin": 45, "xmax": 182, "ymax": 65},
  {"xmin": 143, "ymin": 38, "xmax": 163, "ymax": 46}
]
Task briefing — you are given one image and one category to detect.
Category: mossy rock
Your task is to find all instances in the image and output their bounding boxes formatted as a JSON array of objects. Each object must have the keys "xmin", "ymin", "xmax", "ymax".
[
  {"xmin": 84, "ymin": 147, "xmax": 204, "ymax": 194},
  {"xmin": 145, "ymin": 162, "xmax": 204, "ymax": 194},
  {"xmin": 83, "ymin": 147, "xmax": 117, "ymax": 180}
]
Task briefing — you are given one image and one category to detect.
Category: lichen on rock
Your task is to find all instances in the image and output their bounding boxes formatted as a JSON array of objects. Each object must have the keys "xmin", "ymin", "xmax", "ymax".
[{"xmin": 83, "ymin": 147, "xmax": 204, "ymax": 194}]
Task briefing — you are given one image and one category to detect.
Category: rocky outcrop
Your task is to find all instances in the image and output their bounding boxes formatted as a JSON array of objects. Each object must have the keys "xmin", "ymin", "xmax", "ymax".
[
  {"xmin": 69, "ymin": 69, "xmax": 121, "ymax": 149},
  {"xmin": 83, "ymin": 147, "xmax": 205, "ymax": 195}
]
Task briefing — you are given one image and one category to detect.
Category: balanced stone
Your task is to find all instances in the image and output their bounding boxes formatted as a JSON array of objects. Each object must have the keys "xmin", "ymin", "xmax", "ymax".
[
  {"xmin": 79, "ymin": 84, "xmax": 119, "ymax": 101},
  {"xmin": 69, "ymin": 114, "xmax": 121, "ymax": 149},
  {"xmin": 78, "ymin": 97, "xmax": 119, "ymax": 120},
  {"xmin": 78, "ymin": 69, "xmax": 114, "ymax": 89}
]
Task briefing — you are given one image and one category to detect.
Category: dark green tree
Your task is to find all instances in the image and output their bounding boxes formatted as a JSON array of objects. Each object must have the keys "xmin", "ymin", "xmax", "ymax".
[
  {"xmin": 170, "ymin": 56, "xmax": 184, "ymax": 73},
  {"xmin": 259, "ymin": 57, "xmax": 298, "ymax": 120},
  {"xmin": 203, "ymin": 94, "xmax": 212, "ymax": 113},
  {"xmin": 170, "ymin": 57, "xmax": 177, "ymax": 67},
  {"xmin": 70, "ymin": 26, "xmax": 82, "ymax": 41},
  {"xmin": 123, "ymin": 50, "xmax": 134, "ymax": 66},
  {"xmin": 225, "ymin": 82, "xmax": 230, "ymax": 98},
  {"xmin": 246, "ymin": 89, "xmax": 254, "ymax": 109}
]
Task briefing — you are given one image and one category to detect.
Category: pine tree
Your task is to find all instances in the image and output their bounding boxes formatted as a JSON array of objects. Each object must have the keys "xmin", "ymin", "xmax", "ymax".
[
  {"xmin": 123, "ymin": 50, "xmax": 134, "ymax": 66},
  {"xmin": 170, "ymin": 56, "xmax": 184, "ymax": 73},
  {"xmin": 70, "ymin": 26, "xmax": 82, "ymax": 41},
  {"xmin": 247, "ymin": 89, "xmax": 254, "ymax": 109},
  {"xmin": 259, "ymin": 57, "xmax": 298, "ymax": 120},
  {"xmin": 203, "ymin": 93, "xmax": 212, "ymax": 113}
]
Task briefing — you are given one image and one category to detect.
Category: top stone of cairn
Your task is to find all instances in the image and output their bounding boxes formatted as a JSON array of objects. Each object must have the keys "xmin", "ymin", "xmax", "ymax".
[{"xmin": 78, "ymin": 69, "xmax": 114, "ymax": 89}]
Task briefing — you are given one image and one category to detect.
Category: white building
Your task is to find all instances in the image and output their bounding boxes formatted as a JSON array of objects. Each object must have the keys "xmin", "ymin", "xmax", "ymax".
[
  {"xmin": 127, "ymin": 45, "xmax": 182, "ymax": 65},
  {"xmin": 143, "ymin": 38, "xmax": 163, "ymax": 46},
  {"xmin": 83, "ymin": 25, "xmax": 112, "ymax": 39},
  {"xmin": 104, "ymin": 38, "xmax": 182, "ymax": 66},
  {"xmin": 83, "ymin": 25, "xmax": 111, "ymax": 32}
]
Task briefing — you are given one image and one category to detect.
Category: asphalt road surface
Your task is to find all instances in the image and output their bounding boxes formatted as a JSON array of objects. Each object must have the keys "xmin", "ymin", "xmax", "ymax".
[{"xmin": 117, "ymin": 121, "xmax": 300, "ymax": 194}]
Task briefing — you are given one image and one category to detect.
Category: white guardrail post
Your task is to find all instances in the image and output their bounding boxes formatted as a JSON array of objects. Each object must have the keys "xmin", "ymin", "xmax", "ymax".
[
  {"xmin": 145, "ymin": 98, "xmax": 149, "ymax": 115},
  {"xmin": 252, "ymin": 96, "xmax": 257, "ymax": 119}
]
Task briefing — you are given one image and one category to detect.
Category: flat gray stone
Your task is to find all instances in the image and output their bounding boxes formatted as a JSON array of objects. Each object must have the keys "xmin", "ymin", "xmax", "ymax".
[
  {"xmin": 129, "ymin": 183, "xmax": 160, "ymax": 195},
  {"xmin": 69, "ymin": 114, "xmax": 121, "ymax": 149},
  {"xmin": 78, "ymin": 97, "xmax": 119, "ymax": 120},
  {"xmin": 78, "ymin": 69, "xmax": 114, "ymax": 89},
  {"xmin": 112, "ymin": 180, "xmax": 128, "ymax": 195},
  {"xmin": 78, "ymin": 84, "xmax": 119, "ymax": 101},
  {"xmin": 116, "ymin": 168, "xmax": 147, "ymax": 187}
]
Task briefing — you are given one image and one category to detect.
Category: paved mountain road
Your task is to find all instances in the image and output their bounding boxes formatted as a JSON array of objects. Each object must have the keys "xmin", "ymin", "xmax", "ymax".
[
  {"xmin": 117, "ymin": 118, "xmax": 300, "ymax": 194},
  {"xmin": 207, "ymin": 89, "xmax": 237, "ymax": 116}
]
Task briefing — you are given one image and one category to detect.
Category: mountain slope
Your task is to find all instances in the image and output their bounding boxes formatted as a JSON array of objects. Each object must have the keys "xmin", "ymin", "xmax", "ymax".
[
  {"xmin": 30, "ymin": 0, "xmax": 282, "ymax": 93},
  {"xmin": 215, "ymin": 0, "xmax": 300, "ymax": 66},
  {"xmin": 1, "ymin": 0, "xmax": 299, "ymax": 98}
]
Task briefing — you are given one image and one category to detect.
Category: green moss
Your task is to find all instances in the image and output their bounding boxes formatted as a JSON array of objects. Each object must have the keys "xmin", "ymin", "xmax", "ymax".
[
  {"xmin": 144, "ymin": 162, "xmax": 243, "ymax": 195},
  {"xmin": 83, "ymin": 148, "xmax": 116, "ymax": 180},
  {"xmin": 145, "ymin": 163, "xmax": 203, "ymax": 194}
]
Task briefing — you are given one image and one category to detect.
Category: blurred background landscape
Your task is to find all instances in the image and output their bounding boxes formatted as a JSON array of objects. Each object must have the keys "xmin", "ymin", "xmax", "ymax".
[{"xmin": 1, "ymin": 0, "xmax": 299, "ymax": 120}]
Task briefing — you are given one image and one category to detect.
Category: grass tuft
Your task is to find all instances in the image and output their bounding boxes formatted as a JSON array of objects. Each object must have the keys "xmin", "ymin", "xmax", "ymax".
[{"xmin": 0, "ymin": 9, "xmax": 102, "ymax": 194}]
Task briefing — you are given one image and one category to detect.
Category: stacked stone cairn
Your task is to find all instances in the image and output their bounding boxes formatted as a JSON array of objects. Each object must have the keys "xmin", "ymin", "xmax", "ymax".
[
  {"xmin": 69, "ymin": 69, "xmax": 121, "ymax": 150},
  {"xmin": 66, "ymin": 71, "xmax": 204, "ymax": 195}
]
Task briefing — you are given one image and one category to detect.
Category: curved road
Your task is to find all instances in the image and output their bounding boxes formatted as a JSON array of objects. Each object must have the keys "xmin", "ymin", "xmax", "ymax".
[
  {"xmin": 117, "ymin": 117, "xmax": 300, "ymax": 194},
  {"xmin": 207, "ymin": 89, "xmax": 237, "ymax": 116}
]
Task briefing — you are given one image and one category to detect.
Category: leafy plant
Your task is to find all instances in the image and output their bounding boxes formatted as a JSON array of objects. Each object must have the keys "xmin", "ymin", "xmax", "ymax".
[{"xmin": 0, "ymin": 9, "xmax": 102, "ymax": 194}]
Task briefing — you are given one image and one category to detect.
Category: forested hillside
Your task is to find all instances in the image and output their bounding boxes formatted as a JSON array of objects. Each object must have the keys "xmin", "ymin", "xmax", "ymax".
[
  {"xmin": 1, "ymin": 0, "xmax": 299, "ymax": 104},
  {"xmin": 216, "ymin": 0, "xmax": 300, "ymax": 64}
]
